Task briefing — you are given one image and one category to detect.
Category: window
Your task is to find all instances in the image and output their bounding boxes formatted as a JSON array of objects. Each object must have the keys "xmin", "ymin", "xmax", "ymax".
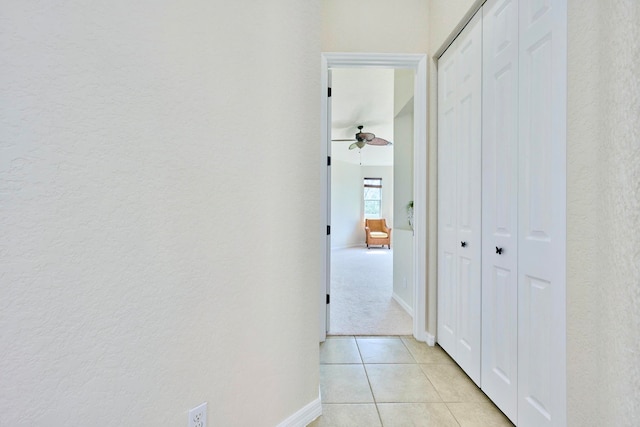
[{"xmin": 363, "ymin": 178, "xmax": 382, "ymax": 219}]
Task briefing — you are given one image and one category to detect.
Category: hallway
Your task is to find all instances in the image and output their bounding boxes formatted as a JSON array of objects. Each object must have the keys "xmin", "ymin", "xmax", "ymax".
[{"xmin": 311, "ymin": 336, "xmax": 513, "ymax": 426}]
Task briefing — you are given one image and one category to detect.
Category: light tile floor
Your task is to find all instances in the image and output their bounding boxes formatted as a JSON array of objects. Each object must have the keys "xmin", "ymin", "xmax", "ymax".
[{"xmin": 310, "ymin": 336, "xmax": 514, "ymax": 427}]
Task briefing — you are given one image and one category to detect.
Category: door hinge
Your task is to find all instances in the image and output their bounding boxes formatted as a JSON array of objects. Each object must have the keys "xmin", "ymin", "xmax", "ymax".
[
  {"xmin": 327, "ymin": 225, "xmax": 331, "ymax": 235},
  {"xmin": 328, "ymin": 87, "xmax": 332, "ymax": 97},
  {"xmin": 326, "ymin": 294, "xmax": 330, "ymax": 304},
  {"xmin": 327, "ymin": 156, "xmax": 331, "ymax": 166}
]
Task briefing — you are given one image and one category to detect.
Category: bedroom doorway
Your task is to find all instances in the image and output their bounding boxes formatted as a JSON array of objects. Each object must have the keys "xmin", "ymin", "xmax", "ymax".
[
  {"xmin": 328, "ymin": 68, "xmax": 410, "ymax": 336},
  {"xmin": 320, "ymin": 53, "xmax": 428, "ymax": 343}
]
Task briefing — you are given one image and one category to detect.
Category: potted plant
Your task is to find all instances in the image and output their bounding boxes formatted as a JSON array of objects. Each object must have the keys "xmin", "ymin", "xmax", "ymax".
[{"xmin": 407, "ymin": 201, "xmax": 414, "ymax": 231}]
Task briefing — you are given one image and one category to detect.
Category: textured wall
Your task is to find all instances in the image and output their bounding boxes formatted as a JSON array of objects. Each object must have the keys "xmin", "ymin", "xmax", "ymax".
[
  {"xmin": 0, "ymin": 1, "xmax": 321, "ymax": 425},
  {"xmin": 567, "ymin": 0, "xmax": 640, "ymax": 425},
  {"xmin": 322, "ymin": 0, "xmax": 429, "ymax": 53}
]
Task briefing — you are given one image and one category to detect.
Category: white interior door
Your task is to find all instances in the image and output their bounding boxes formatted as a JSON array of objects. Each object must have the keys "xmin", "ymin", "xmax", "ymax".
[
  {"xmin": 481, "ymin": 0, "xmax": 519, "ymax": 421},
  {"xmin": 453, "ymin": 11, "xmax": 483, "ymax": 386},
  {"xmin": 437, "ymin": 11, "xmax": 482, "ymax": 386},
  {"xmin": 325, "ymin": 69, "xmax": 332, "ymax": 334},
  {"xmin": 437, "ymin": 36, "xmax": 459, "ymax": 357},
  {"xmin": 517, "ymin": 0, "xmax": 567, "ymax": 425}
]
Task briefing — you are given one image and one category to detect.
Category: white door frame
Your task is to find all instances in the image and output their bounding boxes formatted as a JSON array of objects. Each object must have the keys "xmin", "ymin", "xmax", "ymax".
[{"xmin": 320, "ymin": 52, "xmax": 429, "ymax": 343}]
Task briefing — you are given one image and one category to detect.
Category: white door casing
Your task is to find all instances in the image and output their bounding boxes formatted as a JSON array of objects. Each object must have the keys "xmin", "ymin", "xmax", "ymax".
[
  {"xmin": 481, "ymin": 0, "xmax": 519, "ymax": 422},
  {"xmin": 517, "ymin": 0, "xmax": 567, "ymax": 425},
  {"xmin": 437, "ymin": 11, "xmax": 483, "ymax": 385},
  {"xmin": 325, "ymin": 69, "xmax": 332, "ymax": 335}
]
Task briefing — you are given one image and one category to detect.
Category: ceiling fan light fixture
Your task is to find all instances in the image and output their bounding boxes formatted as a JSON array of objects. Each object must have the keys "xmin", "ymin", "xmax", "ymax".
[{"xmin": 333, "ymin": 125, "xmax": 392, "ymax": 149}]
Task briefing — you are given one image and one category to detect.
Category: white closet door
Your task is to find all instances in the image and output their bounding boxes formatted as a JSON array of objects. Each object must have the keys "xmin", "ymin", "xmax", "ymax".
[
  {"xmin": 481, "ymin": 0, "xmax": 519, "ymax": 422},
  {"xmin": 453, "ymin": 11, "xmax": 483, "ymax": 385},
  {"xmin": 437, "ymin": 33, "xmax": 459, "ymax": 358},
  {"xmin": 437, "ymin": 11, "xmax": 482, "ymax": 383},
  {"xmin": 517, "ymin": 0, "xmax": 567, "ymax": 425}
]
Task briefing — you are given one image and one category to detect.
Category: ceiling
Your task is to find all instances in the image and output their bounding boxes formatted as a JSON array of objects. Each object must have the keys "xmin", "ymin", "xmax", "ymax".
[{"xmin": 330, "ymin": 68, "xmax": 394, "ymax": 166}]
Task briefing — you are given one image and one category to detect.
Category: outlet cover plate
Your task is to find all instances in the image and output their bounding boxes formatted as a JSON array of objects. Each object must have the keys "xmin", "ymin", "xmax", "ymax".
[{"xmin": 188, "ymin": 402, "xmax": 207, "ymax": 427}]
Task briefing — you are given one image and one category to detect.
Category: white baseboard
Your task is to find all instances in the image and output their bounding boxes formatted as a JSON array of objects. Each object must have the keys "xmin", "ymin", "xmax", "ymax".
[
  {"xmin": 424, "ymin": 332, "xmax": 436, "ymax": 346},
  {"xmin": 276, "ymin": 390, "xmax": 322, "ymax": 427},
  {"xmin": 392, "ymin": 292, "xmax": 414, "ymax": 317},
  {"xmin": 331, "ymin": 243, "xmax": 365, "ymax": 250},
  {"xmin": 412, "ymin": 330, "xmax": 436, "ymax": 346}
]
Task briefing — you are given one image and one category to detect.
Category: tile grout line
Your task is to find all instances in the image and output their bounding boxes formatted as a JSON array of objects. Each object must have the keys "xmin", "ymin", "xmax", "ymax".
[
  {"xmin": 354, "ymin": 336, "xmax": 385, "ymax": 427},
  {"xmin": 399, "ymin": 336, "xmax": 452, "ymax": 410},
  {"xmin": 319, "ymin": 335, "xmax": 510, "ymax": 426}
]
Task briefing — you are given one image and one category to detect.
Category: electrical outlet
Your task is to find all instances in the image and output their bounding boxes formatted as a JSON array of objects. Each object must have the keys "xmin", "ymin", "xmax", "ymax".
[{"xmin": 188, "ymin": 402, "xmax": 207, "ymax": 427}]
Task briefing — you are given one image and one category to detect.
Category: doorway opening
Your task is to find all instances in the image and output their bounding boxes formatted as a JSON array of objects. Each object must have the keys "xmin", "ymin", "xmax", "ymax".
[
  {"xmin": 320, "ymin": 53, "xmax": 428, "ymax": 343},
  {"xmin": 329, "ymin": 67, "xmax": 410, "ymax": 335}
]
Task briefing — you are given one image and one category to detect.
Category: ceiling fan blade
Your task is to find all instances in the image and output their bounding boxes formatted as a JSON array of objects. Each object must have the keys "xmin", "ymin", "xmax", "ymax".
[
  {"xmin": 332, "ymin": 139, "xmax": 357, "ymax": 142},
  {"xmin": 356, "ymin": 132, "xmax": 376, "ymax": 141},
  {"xmin": 366, "ymin": 137, "xmax": 392, "ymax": 146}
]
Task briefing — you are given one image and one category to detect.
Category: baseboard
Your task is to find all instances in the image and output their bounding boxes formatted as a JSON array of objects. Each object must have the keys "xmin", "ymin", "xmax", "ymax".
[
  {"xmin": 331, "ymin": 243, "xmax": 365, "ymax": 250},
  {"xmin": 392, "ymin": 292, "xmax": 414, "ymax": 317},
  {"xmin": 411, "ymin": 330, "xmax": 435, "ymax": 346},
  {"xmin": 276, "ymin": 390, "xmax": 322, "ymax": 427},
  {"xmin": 424, "ymin": 332, "xmax": 436, "ymax": 346}
]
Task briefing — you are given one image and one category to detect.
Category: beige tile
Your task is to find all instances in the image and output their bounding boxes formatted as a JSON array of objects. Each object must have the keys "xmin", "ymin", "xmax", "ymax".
[
  {"xmin": 447, "ymin": 401, "xmax": 514, "ymax": 427},
  {"xmin": 356, "ymin": 337, "xmax": 416, "ymax": 364},
  {"xmin": 320, "ymin": 364, "xmax": 374, "ymax": 403},
  {"xmin": 401, "ymin": 337, "xmax": 455, "ymax": 364},
  {"xmin": 320, "ymin": 337, "xmax": 362, "ymax": 364},
  {"xmin": 308, "ymin": 404, "xmax": 381, "ymax": 427},
  {"xmin": 377, "ymin": 403, "xmax": 460, "ymax": 427},
  {"xmin": 420, "ymin": 363, "xmax": 487, "ymax": 402},
  {"xmin": 365, "ymin": 364, "xmax": 441, "ymax": 403}
]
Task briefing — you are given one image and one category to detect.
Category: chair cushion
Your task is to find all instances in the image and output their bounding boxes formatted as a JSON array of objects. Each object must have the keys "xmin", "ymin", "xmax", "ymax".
[{"xmin": 369, "ymin": 232, "xmax": 388, "ymax": 239}]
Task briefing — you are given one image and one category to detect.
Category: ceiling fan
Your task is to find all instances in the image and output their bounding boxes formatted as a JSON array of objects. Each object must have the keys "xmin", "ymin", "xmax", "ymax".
[{"xmin": 332, "ymin": 125, "xmax": 393, "ymax": 150}]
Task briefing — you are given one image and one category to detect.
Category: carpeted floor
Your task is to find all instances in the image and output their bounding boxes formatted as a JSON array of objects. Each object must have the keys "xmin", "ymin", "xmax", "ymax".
[{"xmin": 329, "ymin": 246, "xmax": 412, "ymax": 335}]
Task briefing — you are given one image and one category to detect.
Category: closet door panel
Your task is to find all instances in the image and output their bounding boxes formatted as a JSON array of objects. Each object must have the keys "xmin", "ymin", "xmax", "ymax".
[
  {"xmin": 518, "ymin": 0, "xmax": 566, "ymax": 425},
  {"xmin": 453, "ymin": 11, "xmax": 483, "ymax": 386},
  {"xmin": 437, "ymin": 42, "xmax": 459, "ymax": 356},
  {"xmin": 481, "ymin": 0, "xmax": 519, "ymax": 422}
]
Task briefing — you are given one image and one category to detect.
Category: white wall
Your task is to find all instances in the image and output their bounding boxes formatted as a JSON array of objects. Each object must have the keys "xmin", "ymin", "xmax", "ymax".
[
  {"xmin": 394, "ymin": 69, "xmax": 416, "ymax": 116},
  {"xmin": 566, "ymin": 0, "xmax": 640, "ymax": 425},
  {"xmin": 393, "ymin": 70, "xmax": 415, "ymax": 312},
  {"xmin": 331, "ymin": 160, "xmax": 363, "ymax": 248},
  {"xmin": 393, "ymin": 103, "xmax": 415, "ymax": 231},
  {"xmin": 322, "ymin": 0, "xmax": 429, "ymax": 53},
  {"xmin": 0, "ymin": 2, "xmax": 321, "ymax": 426},
  {"xmin": 392, "ymin": 229, "xmax": 415, "ymax": 312}
]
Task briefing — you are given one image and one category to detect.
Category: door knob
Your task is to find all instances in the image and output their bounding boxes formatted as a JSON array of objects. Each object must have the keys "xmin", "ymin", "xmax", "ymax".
[
  {"xmin": 496, "ymin": 247, "xmax": 503, "ymax": 255},
  {"xmin": 461, "ymin": 241, "xmax": 467, "ymax": 247}
]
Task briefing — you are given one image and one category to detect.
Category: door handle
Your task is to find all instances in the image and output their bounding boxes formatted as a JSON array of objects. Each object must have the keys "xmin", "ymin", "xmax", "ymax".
[
  {"xmin": 496, "ymin": 247, "xmax": 503, "ymax": 255},
  {"xmin": 461, "ymin": 241, "xmax": 467, "ymax": 247}
]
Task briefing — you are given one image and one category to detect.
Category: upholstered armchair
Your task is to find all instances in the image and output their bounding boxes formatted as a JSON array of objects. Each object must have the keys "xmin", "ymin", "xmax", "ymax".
[{"xmin": 365, "ymin": 219, "xmax": 392, "ymax": 249}]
